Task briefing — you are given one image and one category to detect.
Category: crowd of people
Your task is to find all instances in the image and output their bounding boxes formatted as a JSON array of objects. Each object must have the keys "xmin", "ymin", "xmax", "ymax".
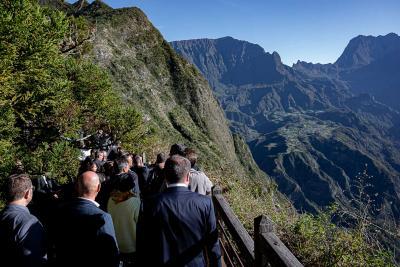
[{"xmin": 0, "ymin": 143, "xmax": 221, "ymax": 267}]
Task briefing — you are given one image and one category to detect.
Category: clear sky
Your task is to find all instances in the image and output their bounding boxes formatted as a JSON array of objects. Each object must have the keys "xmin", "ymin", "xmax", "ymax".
[{"xmin": 70, "ymin": 0, "xmax": 400, "ymax": 65}]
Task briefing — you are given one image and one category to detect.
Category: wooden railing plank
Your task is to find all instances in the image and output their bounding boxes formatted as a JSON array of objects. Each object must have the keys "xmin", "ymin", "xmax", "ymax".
[
  {"xmin": 255, "ymin": 215, "xmax": 303, "ymax": 267},
  {"xmin": 212, "ymin": 186, "xmax": 255, "ymax": 264},
  {"xmin": 212, "ymin": 187, "xmax": 303, "ymax": 267}
]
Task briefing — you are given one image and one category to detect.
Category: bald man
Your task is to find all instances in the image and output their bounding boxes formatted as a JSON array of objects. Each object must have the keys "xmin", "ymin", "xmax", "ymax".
[{"xmin": 50, "ymin": 171, "xmax": 119, "ymax": 267}]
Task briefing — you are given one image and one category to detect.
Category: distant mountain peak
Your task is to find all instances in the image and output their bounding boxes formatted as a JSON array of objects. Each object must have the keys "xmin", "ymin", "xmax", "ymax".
[
  {"xmin": 71, "ymin": 0, "xmax": 89, "ymax": 10},
  {"xmin": 219, "ymin": 36, "xmax": 235, "ymax": 40},
  {"xmin": 40, "ymin": 0, "xmax": 113, "ymax": 15},
  {"xmin": 39, "ymin": 0, "xmax": 72, "ymax": 11},
  {"xmin": 79, "ymin": 0, "xmax": 112, "ymax": 15},
  {"xmin": 385, "ymin": 32, "xmax": 399, "ymax": 38},
  {"xmin": 335, "ymin": 32, "xmax": 400, "ymax": 68},
  {"xmin": 171, "ymin": 37, "xmax": 286, "ymax": 85}
]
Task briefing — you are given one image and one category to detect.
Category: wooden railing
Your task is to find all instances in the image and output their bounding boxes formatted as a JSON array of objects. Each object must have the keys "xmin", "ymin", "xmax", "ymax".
[{"xmin": 212, "ymin": 186, "xmax": 303, "ymax": 267}]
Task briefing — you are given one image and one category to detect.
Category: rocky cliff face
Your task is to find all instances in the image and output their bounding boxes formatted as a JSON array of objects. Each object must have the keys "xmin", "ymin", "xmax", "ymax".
[
  {"xmin": 172, "ymin": 37, "xmax": 400, "ymax": 220},
  {"xmin": 172, "ymin": 37, "xmax": 287, "ymax": 89},
  {"xmin": 42, "ymin": 0, "xmax": 270, "ymax": 183}
]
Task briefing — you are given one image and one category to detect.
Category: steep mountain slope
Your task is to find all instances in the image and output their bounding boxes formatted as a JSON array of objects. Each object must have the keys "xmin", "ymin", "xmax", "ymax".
[
  {"xmin": 172, "ymin": 37, "xmax": 400, "ymax": 219},
  {"xmin": 31, "ymin": 1, "xmax": 398, "ymax": 263},
  {"xmin": 294, "ymin": 33, "xmax": 400, "ymax": 110},
  {"xmin": 172, "ymin": 37, "xmax": 287, "ymax": 91},
  {"xmin": 40, "ymin": 1, "xmax": 273, "ymax": 186}
]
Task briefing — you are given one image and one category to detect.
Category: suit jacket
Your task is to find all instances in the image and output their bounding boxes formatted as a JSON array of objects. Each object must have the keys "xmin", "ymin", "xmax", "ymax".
[
  {"xmin": 137, "ymin": 186, "xmax": 222, "ymax": 267},
  {"xmin": 0, "ymin": 204, "xmax": 47, "ymax": 267},
  {"xmin": 33, "ymin": 176, "xmax": 59, "ymax": 196},
  {"xmin": 50, "ymin": 198, "xmax": 119, "ymax": 267},
  {"xmin": 147, "ymin": 166, "xmax": 166, "ymax": 196},
  {"xmin": 31, "ymin": 176, "xmax": 60, "ymax": 227}
]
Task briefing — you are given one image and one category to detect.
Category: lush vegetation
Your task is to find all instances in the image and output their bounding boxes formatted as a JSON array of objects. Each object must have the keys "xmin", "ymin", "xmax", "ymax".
[
  {"xmin": 0, "ymin": 0, "xmax": 150, "ymax": 184},
  {"xmin": 214, "ymin": 169, "xmax": 396, "ymax": 266},
  {"xmin": 0, "ymin": 1, "xmax": 396, "ymax": 265}
]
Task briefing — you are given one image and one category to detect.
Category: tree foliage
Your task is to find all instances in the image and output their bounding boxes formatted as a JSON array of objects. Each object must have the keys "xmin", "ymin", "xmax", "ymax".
[{"xmin": 0, "ymin": 0, "xmax": 149, "ymax": 183}]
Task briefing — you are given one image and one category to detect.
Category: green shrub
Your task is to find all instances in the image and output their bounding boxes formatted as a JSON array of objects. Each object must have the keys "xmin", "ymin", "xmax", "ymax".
[
  {"xmin": 216, "ymin": 173, "xmax": 395, "ymax": 266},
  {"xmin": 0, "ymin": 0, "xmax": 151, "ymax": 185}
]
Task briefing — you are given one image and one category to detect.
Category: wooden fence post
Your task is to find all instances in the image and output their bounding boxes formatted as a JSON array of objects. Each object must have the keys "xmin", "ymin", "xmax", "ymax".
[
  {"xmin": 254, "ymin": 215, "xmax": 273, "ymax": 267},
  {"xmin": 212, "ymin": 186, "xmax": 222, "ymax": 220},
  {"xmin": 254, "ymin": 215, "xmax": 303, "ymax": 267},
  {"xmin": 213, "ymin": 185, "xmax": 222, "ymax": 196}
]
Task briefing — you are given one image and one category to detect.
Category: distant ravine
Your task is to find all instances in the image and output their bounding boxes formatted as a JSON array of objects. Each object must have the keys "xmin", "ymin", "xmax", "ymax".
[{"xmin": 171, "ymin": 34, "xmax": 400, "ymax": 222}]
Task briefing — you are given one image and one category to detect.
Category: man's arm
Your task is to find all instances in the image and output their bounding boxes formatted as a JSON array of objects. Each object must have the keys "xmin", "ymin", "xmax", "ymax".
[
  {"xmin": 203, "ymin": 173, "xmax": 213, "ymax": 195},
  {"xmin": 21, "ymin": 219, "xmax": 47, "ymax": 267},
  {"xmin": 98, "ymin": 214, "xmax": 119, "ymax": 267}
]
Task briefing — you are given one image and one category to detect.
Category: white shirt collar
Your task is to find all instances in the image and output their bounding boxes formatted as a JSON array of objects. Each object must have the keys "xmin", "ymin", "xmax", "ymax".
[
  {"xmin": 78, "ymin": 197, "xmax": 100, "ymax": 207},
  {"xmin": 167, "ymin": 183, "xmax": 188, "ymax": 188}
]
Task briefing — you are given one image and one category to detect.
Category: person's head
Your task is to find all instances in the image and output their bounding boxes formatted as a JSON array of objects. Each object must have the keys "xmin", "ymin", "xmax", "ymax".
[
  {"xmin": 79, "ymin": 157, "xmax": 97, "ymax": 174},
  {"xmin": 114, "ymin": 175, "xmax": 135, "ymax": 193},
  {"xmin": 95, "ymin": 150, "xmax": 105, "ymax": 161},
  {"xmin": 5, "ymin": 174, "xmax": 33, "ymax": 205},
  {"xmin": 164, "ymin": 155, "xmax": 191, "ymax": 185},
  {"xmin": 107, "ymin": 147, "xmax": 118, "ymax": 161},
  {"xmin": 12, "ymin": 160, "xmax": 25, "ymax": 174},
  {"xmin": 125, "ymin": 154, "xmax": 134, "ymax": 168},
  {"xmin": 90, "ymin": 149, "xmax": 96, "ymax": 159},
  {"xmin": 89, "ymin": 163, "xmax": 97, "ymax": 172},
  {"xmin": 184, "ymin": 148, "xmax": 197, "ymax": 168},
  {"xmin": 110, "ymin": 175, "xmax": 136, "ymax": 202},
  {"xmin": 76, "ymin": 171, "xmax": 101, "ymax": 200},
  {"xmin": 155, "ymin": 152, "xmax": 167, "ymax": 169},
  {"xmin": 133, "ymin": 155, "xmax": 144, "ymax": 168},
  {"xmin": 115, "ymin": 157, "xmax": 130, "ymax": 174},
  {"xmin": 169, "ymin": 143, "xmax": 186, "ymax": 157},
  {"xmin": 103, "ymin": 161, "xmax": 115, "ymax": 178}
]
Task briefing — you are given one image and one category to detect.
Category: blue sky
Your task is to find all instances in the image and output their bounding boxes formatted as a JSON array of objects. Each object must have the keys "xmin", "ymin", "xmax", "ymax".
[{"xmin": 69, "ymin": 0, "xmax": 400, "ymax": 65}]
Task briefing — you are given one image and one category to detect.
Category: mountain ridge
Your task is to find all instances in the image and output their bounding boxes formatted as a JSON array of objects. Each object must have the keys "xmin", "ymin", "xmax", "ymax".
[
  {"xmin": 293, "ymin": 32, "xmax": 400, "ymax": 110},
  {"xmin": 171, "ymin": 35, "xmax": 400, "ymax": 220}
]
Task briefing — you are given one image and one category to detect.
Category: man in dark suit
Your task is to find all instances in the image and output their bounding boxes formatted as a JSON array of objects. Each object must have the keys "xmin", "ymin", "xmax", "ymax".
[
  {"xmin": 0, "ymin": 174, "xmax": 47, "ymax": 267},
  {"xmin": 50, "ymin": 171, "xmax": 119, "ymax": 267},
  {"xmin": 137, "ymin": 155, "xmax": 222, "ymax": 267},
  {"xmin": 33, "ymin": 175, "xmax": 59, "ymax": 197},
  {"xmin": 31, "ymin": 175, "xmax": 60, "ymax": 226}
]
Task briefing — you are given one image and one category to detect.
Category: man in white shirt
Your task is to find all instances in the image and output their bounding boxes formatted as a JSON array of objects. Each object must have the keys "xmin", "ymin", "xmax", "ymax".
[{"xmin": 185, "ymin": 148, "xmax": 213, "ymax": 195}]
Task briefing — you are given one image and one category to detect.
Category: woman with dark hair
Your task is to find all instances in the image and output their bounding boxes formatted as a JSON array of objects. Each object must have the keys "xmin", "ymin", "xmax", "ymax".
[
  {"xmin": 78, "ymin": 157, "xmax": 97, "ymax": 175},
  {"xmin": 103, "ymin": 161, "xmax": 115, "ymax": 182}
]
